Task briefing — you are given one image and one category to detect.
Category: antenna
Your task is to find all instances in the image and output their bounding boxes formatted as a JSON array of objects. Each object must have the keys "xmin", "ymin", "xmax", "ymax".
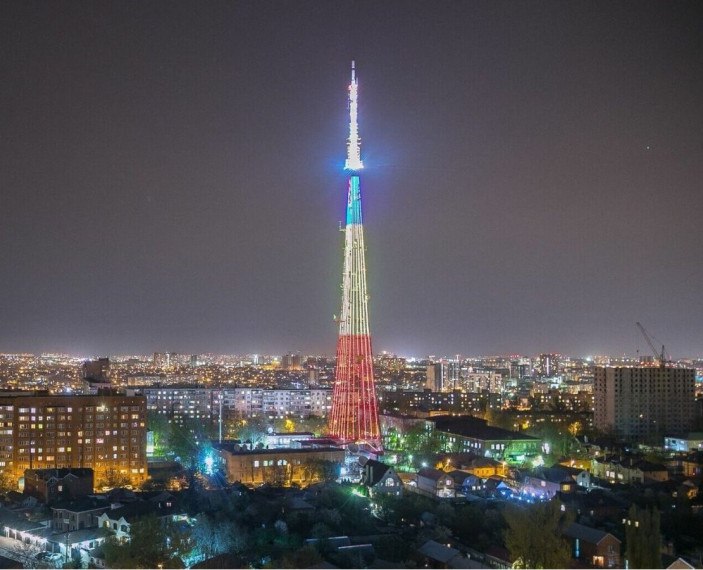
[{"xmin": 344, "ymin": 60, "xmax": 363, "ymax": 171}]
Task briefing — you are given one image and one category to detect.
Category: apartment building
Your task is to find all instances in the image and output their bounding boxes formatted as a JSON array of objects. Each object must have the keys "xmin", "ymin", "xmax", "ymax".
[
  {"xmin": 0, "ymin": 394, "xmax": 147, "ymax": 487},
  {"xmin": 594, "ymin": 367, "xmax": 695, "ymax": 440}
]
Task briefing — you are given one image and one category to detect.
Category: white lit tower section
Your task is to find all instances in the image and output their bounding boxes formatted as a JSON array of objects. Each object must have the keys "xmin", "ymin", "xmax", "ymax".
[{"xmin": 328, "ymin": 62, "xmax": 382, "ymax": 450}]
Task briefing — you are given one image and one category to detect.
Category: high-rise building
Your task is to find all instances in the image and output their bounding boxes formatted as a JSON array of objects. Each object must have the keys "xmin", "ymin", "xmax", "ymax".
[
  {"xmin": 0, "ymin": 394, "xmax": 147, "ymax": 487},
  {"xmin": 328, "ymin": 62, "xmax": 381, "ymax": 448},
  {"xmin": 594, "ymin": 366, "xmax": 695, "ymax": 440},
  {"xmin": 82, "ymin": 358, "xmax": 110, "ymax": 383},
  {"xmin": 538, "ymin": 354, "xmax": 560, "ymax": 378},
  {"xmin": 426, "ymin": 363, "xmax": 446, "ymax": 392},
  {"xmin": 281, "ymin": 353, "xmax": 303, "ymax": 370}
]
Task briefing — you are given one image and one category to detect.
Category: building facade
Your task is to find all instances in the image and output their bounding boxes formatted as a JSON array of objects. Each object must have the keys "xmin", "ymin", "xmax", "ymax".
[
  {"xmin": 594, "ymin": 367, "xmax": 695, "ymax": 440},
  {"xmin": 214, "ymin": 443, "xmax": 345, "ymax": 486},
  {"xmin": 143, "ymin": 387, "xmax": 332, "ymax": 421},
  {"xmin": 0, "ymin": 394, "xmax": 147, "ymax": 487}
]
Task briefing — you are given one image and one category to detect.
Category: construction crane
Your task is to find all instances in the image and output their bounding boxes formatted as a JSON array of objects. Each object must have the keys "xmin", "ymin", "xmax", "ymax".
[{"xmin": 635, "ymin": 322, "xmax": 670, "ymax": 368}]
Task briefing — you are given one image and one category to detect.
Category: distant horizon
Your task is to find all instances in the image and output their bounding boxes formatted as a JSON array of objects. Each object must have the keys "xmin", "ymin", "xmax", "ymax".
[{"xmin": 2, "ymin": 348, "xmax": 702, "ymax": 362}]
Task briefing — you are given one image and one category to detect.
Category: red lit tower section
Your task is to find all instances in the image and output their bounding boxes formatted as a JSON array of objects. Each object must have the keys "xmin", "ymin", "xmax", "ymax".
[{"xmin": 328, "ymin": 62, "xmax": 382, "ymax": 450}]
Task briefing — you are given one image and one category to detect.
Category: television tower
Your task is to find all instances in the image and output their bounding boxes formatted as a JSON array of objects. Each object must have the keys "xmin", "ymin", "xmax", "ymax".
[{"xmin": 328, "ymin": 62, "xmax": 382, "ymax": 450}]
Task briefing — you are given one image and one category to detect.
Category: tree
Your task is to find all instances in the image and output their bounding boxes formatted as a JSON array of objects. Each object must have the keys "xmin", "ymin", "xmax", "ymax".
[
  {"xmin": 189, "ymin": 514, "xmax": 244, "ymax": 563},
  {"xmin": 625, "ymin": 504, "xmax": 662, "ymax": 569},
  {"xmin": 504, "ymin": 499, "xmax": 573, "ymax": 568},
  {"xmin": 147, "ymin": 410, "xmax": 171, "ymax": 455},
  {"xmin": 279, "ymin": 544, "xmax": 323, "ymax": 568},
  {"xmin": 0, "ymin": 468, "xmax": 17, "ymax": 493},
  {"xmin": 102, "ymin": 514, "xmax": 185, "ymax": 568},
  {"xmin": 98, "ymin": 468, "xmax": 131, "ymax": 490}
]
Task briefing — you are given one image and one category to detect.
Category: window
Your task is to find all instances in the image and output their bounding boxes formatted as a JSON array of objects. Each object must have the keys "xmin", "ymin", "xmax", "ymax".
[{"xmin": 386, "ymin": 478, "xmax": 395, "ymax": 487}]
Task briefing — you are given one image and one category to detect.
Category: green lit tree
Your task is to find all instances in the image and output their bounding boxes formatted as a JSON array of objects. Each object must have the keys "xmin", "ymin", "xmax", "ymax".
[{"xmin": 504, "ymin": 499, "xmax": 573, "ymax": 568}]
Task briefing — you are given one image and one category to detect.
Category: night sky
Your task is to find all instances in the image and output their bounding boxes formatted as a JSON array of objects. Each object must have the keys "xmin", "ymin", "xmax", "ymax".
[{"xmin": 1, "ymin": 1, "xmax": 702, "ymax": 358}]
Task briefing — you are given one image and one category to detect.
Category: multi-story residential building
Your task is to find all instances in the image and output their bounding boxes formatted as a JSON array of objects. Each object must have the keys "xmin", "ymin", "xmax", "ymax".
[
  {"xmin": 226, "ymin": 388, "xmax": 332, "ymax": 418},
  {"xmin": 0, "ymin": 394, "xmax": 147, "ymax": 487},
  {"xmin": 380, "ymin": 389, "xmax": 501, "ymax": 416},
  {"xmin": 142, "ymin": 386, "xmax": 332, "ymax": 421},
  {"xmin": 142, "ymin": 386, "xmax": 217, "ymax": 425},
  {"xmin": 465, "ymin": 372, "xmax": 503, "ymax": 394},
  {"xmin": 594, "ymin": 366, "xmax": 695, "ymax": 441}
]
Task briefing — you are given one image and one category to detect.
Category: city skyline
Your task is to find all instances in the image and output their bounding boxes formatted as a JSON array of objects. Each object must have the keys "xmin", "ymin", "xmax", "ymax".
[{"xmin": 2, "ymin": 2, "xmax": 702, "ymax": 357}]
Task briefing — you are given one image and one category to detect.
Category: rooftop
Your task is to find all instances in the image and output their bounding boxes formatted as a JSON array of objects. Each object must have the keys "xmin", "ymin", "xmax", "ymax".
[{"xmin": 430, "ymin": 415, "xmax": 539, "ymax": 442}]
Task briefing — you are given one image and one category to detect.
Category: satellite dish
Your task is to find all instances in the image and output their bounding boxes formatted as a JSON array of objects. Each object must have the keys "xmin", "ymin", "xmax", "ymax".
[
  {"xmin": 347, "ymin": 443, "xmax": 359, "ymax": 454},
  {"xmin": 358, "ymin": 456, "xmax": 369, "ymax": 466}
]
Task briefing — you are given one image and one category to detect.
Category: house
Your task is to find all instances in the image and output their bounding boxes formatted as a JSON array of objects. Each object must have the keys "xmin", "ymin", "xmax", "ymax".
[
  {"xmin": 96, "ymin": 499, "xmax": 186, "ymax": 542},
  {"xmin": 46, "ymin": 527, "xmax": 112, "ymax": 567},
  {"xmin": 562, "ymin": 522, "xmax": 621, "ymax": 568},
  {"xmin": 0, "ymin": 507, "xmax": 52, "ymax": 550},
  {"xmin": 447, "ymin": 470, "xmax": 483, "ymax": 494},
  {"xmin": 51, "ymin": 497, "xmax": 110, "ymax": 531},
  {"xmin": 417, "ymin": 540, "xmax": 465, "ymax": 568},
  {"xmin": 556, "ymin": 464, "xmax": 592, "ymax": 488},
  {"xmin": 463, "ymin": 457, "xmax": 508, "ymax": 479},
  {"xmin": 665, "ymin": 556, "xmax": 698, "ymax": 569},
  {"xmin": 521, "ymin": 467, "xmax": 567, "ymax": 499},
  {"xmin": 24, "ymin": 468, "xmax": 94, "ymax": 504},
  {"xmin": 416, "ymin": 468, "xmax": 455, "ymax": 498},
  {"xmin": 667, "ymin": 451, "xmax": 703, "ymax": 478},
  {"xmin": 591, "ymin": 455, "xmax": 669, "ymax": 485},
  {"xmin": 557, "ymin": 488, "xmax": 628, "ymax": 522},
  {"xmin": 360, "ymin": 459, "xmax": 402, "ymax": 497}
]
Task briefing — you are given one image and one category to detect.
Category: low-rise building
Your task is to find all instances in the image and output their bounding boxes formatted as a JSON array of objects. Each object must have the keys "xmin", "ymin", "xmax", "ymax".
[
  {"xmin": 51, "ymin": 497, "xmax": 111, "ymax": 532},
  {"xmin": 563, "ymin": 522, "xmax": 621, "ymax": 568},
  {"xmin": 96, "ymin": 500, "xmax": 185, "ymax": 542},
  {"xmin": 447, "ymin": 469, "xmax": 483, "ymax": 494},
  {"xmin": 416, "ymin": 468, "xmax": 455, "ymax": 498},
  {"xmin": 430, "ymin": 415, "xmax": 541, "ymax": 462},
  {"xmin": 591, "ymin": 456, "xmax": 669, "ymax": 485},
  {"xmin": 24, "ymin": 468, "xmax": 94, "ymax": 504},
  {"xmin": 664, "ymin": 433, "xmax": 703, "ymax": 452},
  {"xmin": 214, "ymin": 442, "xmax": 345, "ymax": 486},
  {"xmin": 360, "ymin": 459, "xmax": 403, "ymax": 497}
]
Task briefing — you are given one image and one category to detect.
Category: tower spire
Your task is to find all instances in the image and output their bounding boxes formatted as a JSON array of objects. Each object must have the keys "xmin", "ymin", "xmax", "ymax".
[{"xmin": 345, "ymin": 60, "xmax": 363, "ymax": 171}]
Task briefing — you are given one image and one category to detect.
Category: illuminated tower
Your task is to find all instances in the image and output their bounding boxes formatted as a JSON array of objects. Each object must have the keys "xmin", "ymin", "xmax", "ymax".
[{"xmin": 328, "ymin": 62, "xmax": 382, "ymax": 449}]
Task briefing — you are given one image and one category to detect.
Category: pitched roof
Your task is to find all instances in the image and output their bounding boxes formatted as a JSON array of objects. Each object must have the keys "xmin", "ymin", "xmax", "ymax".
[
  {"xmin": 362, "ymin": 459, "xmax": 392, "ymax": 487},
  {"xmin": 418, "ymin": 467, "xmax": 449, "ymax": 481},
  {"xmin": 51, "ymin": 496, "xmax": 109, "ymax": 513},
  {"xmin": 101, "ymin": 499, "xmax": 183, "ymax": 521},
  {"xmin": 25, "ymin": 468, "xmax": 94, "ymax": 481},
  {"xmin": 563, "ymin": 522, "xmax": 619, "ymax": 545},
  {"xmin": 418, "ymin": 540, "xmax": 461, "ymax": 564}
]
